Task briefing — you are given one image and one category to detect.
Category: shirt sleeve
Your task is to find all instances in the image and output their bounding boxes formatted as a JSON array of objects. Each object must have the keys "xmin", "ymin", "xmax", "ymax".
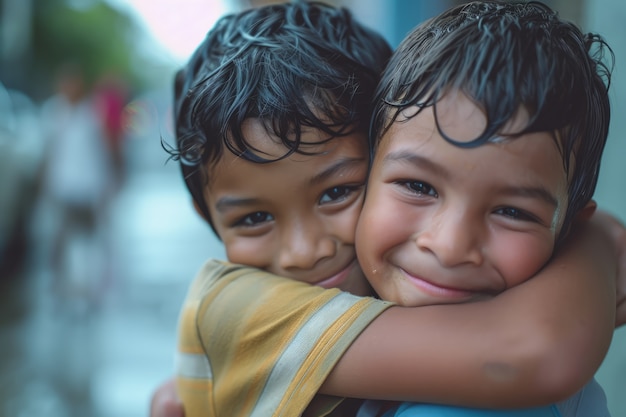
[
  {"xmin": 555, "ymin": 378, "xmax": 610, "ymax": 417},
  {"xmin": 183, "ymin": 260, "xmax": 393, "ymax": 417},
  {"xmin": 385, "ymin": 402, "xmax": 561, "ymax": 417}
]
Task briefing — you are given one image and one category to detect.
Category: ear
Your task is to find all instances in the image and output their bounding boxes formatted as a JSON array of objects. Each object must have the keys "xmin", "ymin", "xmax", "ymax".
[{"xmin": 574, "ymin": 199, "xmax": 597, "ymax": 222}]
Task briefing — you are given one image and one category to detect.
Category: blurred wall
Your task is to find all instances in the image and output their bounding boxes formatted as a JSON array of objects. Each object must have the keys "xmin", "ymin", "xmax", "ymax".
[{"xmin": 583, "ymin": 1, "xmax": 626, "ymax": 414}]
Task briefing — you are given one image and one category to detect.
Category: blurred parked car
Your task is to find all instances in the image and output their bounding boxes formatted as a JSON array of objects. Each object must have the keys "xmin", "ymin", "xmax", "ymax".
[{"xmin": 0, "ymin": 82, "xmax": 44, "ymax": 276}]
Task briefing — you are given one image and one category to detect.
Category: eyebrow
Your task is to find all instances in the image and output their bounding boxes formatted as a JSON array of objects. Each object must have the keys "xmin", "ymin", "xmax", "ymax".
[
  {"xmin": 309, "ymin": 156, "xmax": 367, "ymax": 186},
  {"xmin": 496, "ymin": 186, "xmax": 559, "ymax": 208},
  {"xmin": 382, "ymin": 150, "xmax": 558, "ymax": 208},
  {"xmin": 215, "ymin": 196, "xmax": 262, "ymax": 213},
  {"xmin": 383, "ymin": 150, "xmax": 450, "ymax": 180}
]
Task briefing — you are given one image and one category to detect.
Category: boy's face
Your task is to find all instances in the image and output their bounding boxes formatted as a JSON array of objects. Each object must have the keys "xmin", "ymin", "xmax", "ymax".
[
  {"xmin": 204, "ymin": 118, "xmax": 372, "ymax": 296},
  {"xmin": 356, "ymin": 92, "xmax": 569, "ymax": 306}
]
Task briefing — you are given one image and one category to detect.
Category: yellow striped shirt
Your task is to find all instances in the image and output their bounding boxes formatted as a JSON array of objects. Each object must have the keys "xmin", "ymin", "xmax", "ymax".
[{"xmin": 175, "ymin": 260, "xmax": 393, "ymax": 417}]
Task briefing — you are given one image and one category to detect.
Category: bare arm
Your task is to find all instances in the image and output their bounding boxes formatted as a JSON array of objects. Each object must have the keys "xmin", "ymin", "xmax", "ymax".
[{"xmin": 321, "ymin": 211, "xmax": 620, "ymax": 407}]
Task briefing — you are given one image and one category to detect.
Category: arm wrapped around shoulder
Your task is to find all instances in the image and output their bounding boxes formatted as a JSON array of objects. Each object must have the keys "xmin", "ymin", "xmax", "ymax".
[{"xmin": 321, "ymin": 213, "xmax": 617, "ymax": 407}]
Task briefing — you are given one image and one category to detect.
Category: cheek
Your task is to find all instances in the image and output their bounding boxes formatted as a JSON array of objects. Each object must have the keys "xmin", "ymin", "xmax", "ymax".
[
  {"xmin": 494, "ymin": 235, "xmax": 554, "ymax": 288},
  {"xmin": 224, "ymin": 237, "xmax": 271, "ymax": 269},
  {"xmin": 356, "ymin": 197, "xmax": 406, "ymax": 268},
  {"xmin": 333, "ymin": 198, "xmax": 363, "ymax": 246}
]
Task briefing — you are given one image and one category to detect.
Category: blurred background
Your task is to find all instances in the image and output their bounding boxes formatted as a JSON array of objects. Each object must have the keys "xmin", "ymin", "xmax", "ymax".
[{"xmin": 0, "ymin": 0, "xmax": 624, "ymax": 416}]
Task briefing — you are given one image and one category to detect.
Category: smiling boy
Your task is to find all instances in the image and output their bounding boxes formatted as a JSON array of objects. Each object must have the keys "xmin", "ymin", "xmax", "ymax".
[
  {"xmin": 357, "ymin": 92, "xmax": 611, "ymax": 417},
  {"xmin": 354, "ymin": 1, "xmax": 618, "ymax": 415},
  {"xmin": 204, "ymin": 118, "xmax": 370, "ymax": 295}
]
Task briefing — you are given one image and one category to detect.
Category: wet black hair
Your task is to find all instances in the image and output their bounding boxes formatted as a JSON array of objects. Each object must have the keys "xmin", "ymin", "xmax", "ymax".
[
  {"xmin": 372, "ymin": 0, "xmax": 614, "ymax": 243},
  {"xmin": 166, "ymin": 1, "xmax": 392, "ymax": 234}
]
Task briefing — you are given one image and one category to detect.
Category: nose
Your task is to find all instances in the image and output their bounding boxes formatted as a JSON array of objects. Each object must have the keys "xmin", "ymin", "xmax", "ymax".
[
  {"xmin": 415, "ymin": 208, "xmax": 483, "ymax": 267},
  {"xmin": 277, "ymin": 217, "xmax": 336, "ymax": 272}
]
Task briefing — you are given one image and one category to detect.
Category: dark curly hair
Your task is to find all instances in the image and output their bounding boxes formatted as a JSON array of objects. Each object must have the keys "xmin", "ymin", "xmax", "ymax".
[
  {"xmin": 166, "ymin": 1, "xmax": 392, "ymax": 234},
  {"xmin": 372, "ymin": 0, "xmax": 614, "ymax": 244}
]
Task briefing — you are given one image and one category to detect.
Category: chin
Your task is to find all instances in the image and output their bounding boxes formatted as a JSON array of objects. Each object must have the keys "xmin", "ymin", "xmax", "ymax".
[{"xmin": 396, "ymin": 291, "xmax": 474, "ymax": 308}]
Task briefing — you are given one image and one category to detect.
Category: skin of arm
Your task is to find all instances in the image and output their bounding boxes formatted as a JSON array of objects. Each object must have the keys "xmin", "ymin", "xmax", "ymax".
[{"xmin": 320, "ymin": 212, "xmax": 617, "ymax": 408}]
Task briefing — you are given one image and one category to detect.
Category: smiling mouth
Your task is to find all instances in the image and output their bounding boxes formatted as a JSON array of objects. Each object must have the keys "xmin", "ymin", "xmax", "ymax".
[
  {"xmin": 400, "ymin": 269, "xmax": 475, "ymax": 299},
  {"xmin": 314, "ymin": 260, "xmax": 356, "ymax": 289}
]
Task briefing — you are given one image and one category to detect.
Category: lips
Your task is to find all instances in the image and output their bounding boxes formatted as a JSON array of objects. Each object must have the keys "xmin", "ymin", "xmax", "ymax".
[
  {"xmin": 314, "ymin": 260, "xmax": 357, "ymax": 289},
  {"xmin": 400, "ymin": 268, "xmax": 475, "ymax": 299}
]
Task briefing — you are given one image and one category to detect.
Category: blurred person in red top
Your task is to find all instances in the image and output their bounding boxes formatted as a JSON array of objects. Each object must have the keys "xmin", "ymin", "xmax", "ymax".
[{"xmin": 94, "ymin": 72, "xmax": 129, "ymax": 190}]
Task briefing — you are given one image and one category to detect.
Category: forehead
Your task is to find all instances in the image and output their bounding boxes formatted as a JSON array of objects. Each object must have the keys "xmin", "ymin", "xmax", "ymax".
[
  {"xmin": 378, "ymin": 91, "xmax": 564, "ymax": 158},
  {"xmin": 391, "ymin": 91, "xmax": 545, "ymax": 145},
  {"xmin": 208, "ymin": 118, "xmax": 368, "ymax": 185},
  {"xmin": 232, "ymin": 118, "xmax": 367, "ymax": 161}
]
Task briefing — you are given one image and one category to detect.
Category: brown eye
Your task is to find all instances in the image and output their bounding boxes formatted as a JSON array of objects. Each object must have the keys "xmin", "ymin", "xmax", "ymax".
[
  {"xmin": 319, "ymin": 185, "xmax": 358, "ymax": 204},
  {"xmin": 237, "ymin": 211, "xmax": 274, "ymax": 227},
  {"xmin": 405, "ymin": 181, "xmax": 437, "ymax": 197},
  {"xmin": 494, "ymin": 207, "xmax": 537, "ymax": 222}
]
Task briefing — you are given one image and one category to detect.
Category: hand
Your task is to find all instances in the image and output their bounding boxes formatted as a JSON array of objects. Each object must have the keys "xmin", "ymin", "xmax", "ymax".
[
  {"xmin": 149, "ymin": 378, "xmax": 184, "ymax": 417},
  {"xmin": 590, "ymin": 209, "xmax": 626, "ymax": 327}
]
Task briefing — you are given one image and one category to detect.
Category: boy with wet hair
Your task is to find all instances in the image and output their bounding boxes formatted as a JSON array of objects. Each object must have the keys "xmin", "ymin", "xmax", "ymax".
[
  {"xmin": 156, "ymin": 1, "xmax": 625, "ymax": 417},
  {"xmin": 357, "ymin": 0, "xmax": 616, "ymax": 415},
  {"xmin": 170, "ymin": 2, "xmax": 391, "ymax": 415}
]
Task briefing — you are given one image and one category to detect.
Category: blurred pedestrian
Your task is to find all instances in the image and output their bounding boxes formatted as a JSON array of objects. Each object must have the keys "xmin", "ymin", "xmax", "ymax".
[{"xmin": 39, "ymin": 63, "xmax": 115, "ymax": 308}]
